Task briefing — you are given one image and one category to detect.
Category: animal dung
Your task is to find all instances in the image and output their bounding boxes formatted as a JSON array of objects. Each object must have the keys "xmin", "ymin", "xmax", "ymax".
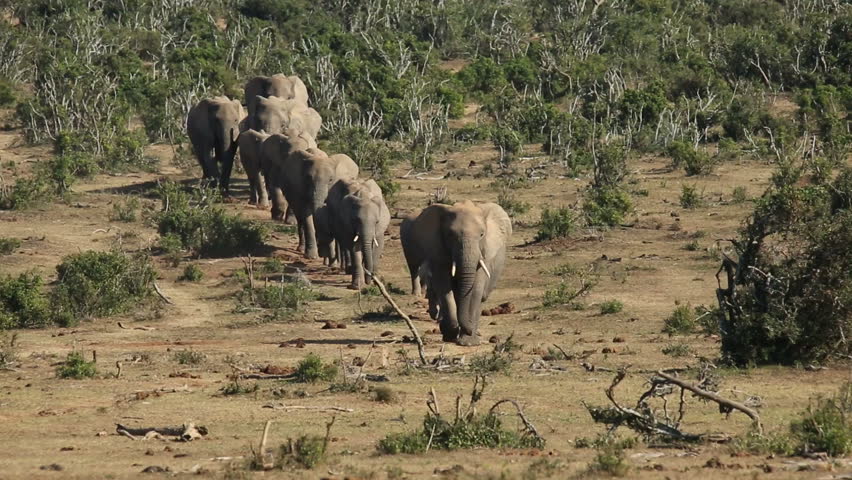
[
  {"xmin": 481, "ymin": 302, "xmax": 516, "ymax": 316},
  {"xmin": 321, "ymin": 321, "xmax": 346, "ymax": 329}
]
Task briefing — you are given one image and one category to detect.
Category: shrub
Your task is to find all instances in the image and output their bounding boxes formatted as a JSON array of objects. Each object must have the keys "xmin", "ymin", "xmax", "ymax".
[
  {"xmin": 56, "ymin": 351, "xmax": 97, "ymax": 379},
  {"xmin": 0, "ymin": 271, "xmax": 51, "ymax": 330},
  {"xmin": 599, "ymin": 300, "xmax": 624, "ymax": 315},
  {"xmin": 294, "ymin": 354, "xmax": 337, "ymax": 383},
  {"xmin": 583, "ymin": 187, "xmax": 632, "ymax": 227},
  {"xmin": 178, "ymin": 264, "xmax": 203, "ymax": 282},
  {"xmin": 729, "ymin": 430, "xmax": 794, "ymax": 456},
  {"xmin": 242, "ymin": 282, "xmax": 317, "ymax": 313},
  {"xmin": 0, "ymin": 176, "xmax": 50, "ymax": 210},
  {"xmin": 110, "ymin": 198, "xmax": 140, "ymax": 222},
  {"xmin": 661, "ymin": 343, "xmax": 693, "ymax": 357},
  {"xmin": 173, "ymin": 350, "xmax": 205, "ymax": 365},
  {"xmin": 790, "ymin": 382, "xmax": 852, "ymax": 457},
  {"xmin": 220, "ymin": 380, "xmax": 259, "ymax": 396},
  {"xmin": 497, "ymin": 188, "xmax": 530, "ymax": 217},
  {"xmin": 663, "ymin": 303, "xmax": 696, "ymax": 335},
  {"xmin": 0, "ymin": 332, "xmax": 17, "ymax": 367},
  {"xmin": 0, "ymin": 237, "xmax": 21, "ymax": 255},
  {"xmin": 589, "ymin": 442, "xmax": 629, "ymax": 477},
  {"xmin": 372, "ymin": 386, "xmax": 398, "ymax": 403},
  {"xmin": 279, "ymin": 435, "xmax": 327, "ymax": 469},
  {"xmin": 157, "ymin": 233, "xmax": 184, "ymax": 267},
  {"xmin": 667, "ymin": 141, "xmax": 715, "ymax": 176},
  {"xmin": 51, "ymin": 250, "xmax": 155, "ymax": 322},
  {"xmin": 536, "ymin": 207, "xmax": 576, "ymax": 241},
  {"xmin": 679, "ymin": 184, "xmax": 702, "ymax": 208},
  {"xmin": 731, "ymin": 186, "xmax": 749, "ymax": 204}
]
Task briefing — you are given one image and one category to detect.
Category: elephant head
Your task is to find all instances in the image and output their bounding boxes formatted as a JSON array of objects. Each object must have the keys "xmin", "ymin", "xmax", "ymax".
[
  {"xmin": 332, "ymin": 179, "xmax": 390, "ymax": 288},
  {"xmin": 244, "ymin": 74, "xmax": 309, "ymax": 118},
  {"xmin": 407, "ymin": 201, "xmax": 512, "ymax": 345},
  {"xmin": 186, "ymin": 96, "xmax": 244, "ymax": 194},
  {"xmin": 250, "ymin": 96, "xmax": 321, "ymax": 138}
]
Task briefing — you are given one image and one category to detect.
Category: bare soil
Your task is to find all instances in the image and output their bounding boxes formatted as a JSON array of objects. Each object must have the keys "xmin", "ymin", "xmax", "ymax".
[{"xmin": 0, "ymin": 124, "xmax": 850, "ymax": 479}]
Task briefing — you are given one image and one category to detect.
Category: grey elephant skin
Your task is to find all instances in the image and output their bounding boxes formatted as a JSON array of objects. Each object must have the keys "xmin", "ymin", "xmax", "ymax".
[
  {"xmin": 327, "ymin": 178, "xmax": 391, "ymax": 289},
  {"xmin": 401, "ymin": 201, "xmax": 512, "ymax": 346},
  {"xmin": 265, "ymin": 147, "xmax": 358, "ymax": 259},
  {"xmin": 260, "ymin": 130, "xmax": 318, "ymax": 221},
  {"xmin": 237, "ymin": 129, "xmax": 271, "ymax": 207},
  {"xmin": 250, "ymin": 95, "xmax": 322, "ymax": 139},
  {"xmin": 186, "ymin": 96, "xmax": 244, "ymax": 193},
  {"xmin": 244, "ymin": 74, "xmax": 308, "ymax": 118}
]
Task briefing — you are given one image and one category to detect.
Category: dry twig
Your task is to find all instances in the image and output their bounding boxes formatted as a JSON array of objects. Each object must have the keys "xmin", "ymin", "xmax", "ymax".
[{"xmin": 364, "ymin": 270, "xmax": 427, "ymax": 364}]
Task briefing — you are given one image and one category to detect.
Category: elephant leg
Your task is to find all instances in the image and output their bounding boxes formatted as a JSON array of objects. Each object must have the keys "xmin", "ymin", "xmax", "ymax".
[
  {"xmin": 284, "ymin": 205, "xmax": 297, "ymax": 225},
  {"xmin": 432, "ymin": 269, "xmax": 459, "ymax": 342},
  {"xmin": 257, "ymin": 172, "xmax": 269, "ymax": 208},
  {"xmin": 220, "ymin": 156, "xmax": 234, "ymax": 196},
  {"xmin": 247, "ymin": 176, "xmax": 259, "ymax": 205},
  {"xmin": 197, "ymin": 147, "xmax": 215, "ymax": 181},
  {"xmin": 303, "ymin": 212, "xmax": 319, "ymax": 259},
  {"xmin": 349, "ymin": 249, "xmax": 363, "ymax": 290},
  {"xmin": 329, "ymin": 239, "xmax": 338, "ymax": 268},
  {"xmin": 296, "ymin": 215, "xmax": 306, "ymax": 252}
]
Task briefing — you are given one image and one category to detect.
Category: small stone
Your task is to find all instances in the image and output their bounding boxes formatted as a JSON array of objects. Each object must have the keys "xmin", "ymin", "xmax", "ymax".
[
  {"xmin": 141, "ymin": 466, "xmax": 170, "ymax": 473},
  {"xmin": 380, "ymin": 331, "xmax": 394, "ymax": 337},
  {"xmin": 612, "ymin": 337, "xmax": 626, "ymax": 343},
  {"xmin": 488, "ymin": 335, "xmax": 501, "ymax": 344},
  {"xmin": 39, "ymin": 464, "xmax": 63, "ymax": 471}
]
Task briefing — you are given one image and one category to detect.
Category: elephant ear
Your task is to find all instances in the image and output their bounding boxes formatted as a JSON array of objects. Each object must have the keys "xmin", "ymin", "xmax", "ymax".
[{"xmin": 478, "ymin": 202, "xmax": 512, "ymax": 263}]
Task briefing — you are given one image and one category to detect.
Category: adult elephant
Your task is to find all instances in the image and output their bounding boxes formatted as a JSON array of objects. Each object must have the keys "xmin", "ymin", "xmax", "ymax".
[
  {"xmin": 250, "ymin": 95, "xmax": 321, "ymax": 138},
  {"xmin": 400, "ymin": 201, "xmax": 512, "ymax": 346},
  {"xmin": 260, "ymin": 129, "xmax": 317, "ymax": 222},
  {"xmin": 327, "ymin": 179, "xmax": 391, "ymax": 290},
  {"xmin": 244, "ymin": 74, "xmax": 308, "ymax": 118},
  {"xmin": 186, "ymin": 96, "xmax": 244, "ymax": 193},
  {"xmin": 237, "ymin": 129, "xmax": 270, "ymax": 207},
  {"xmin": 267, "ymin": 147, "xmax": 358, "ymax": 258}
]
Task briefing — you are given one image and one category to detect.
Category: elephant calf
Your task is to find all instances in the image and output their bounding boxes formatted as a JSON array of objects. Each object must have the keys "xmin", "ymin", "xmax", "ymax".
[
  {"xmin": 401, "ymin": 201, "xmax": 512, "ymax": 346},
  {"xmin": 237, "ymin": 129, "xmax": 270, "ymax": 207},
  {"xmin": 186, "ymin": 96, "xmax": 244, "ymax": 193},
  {"xmin": 327, "ymin": 178, "xmax": 391, "ymax": 290},
  {"xmin": 260, "ymin": 129, "xmax": 317, "ymax": 222}
]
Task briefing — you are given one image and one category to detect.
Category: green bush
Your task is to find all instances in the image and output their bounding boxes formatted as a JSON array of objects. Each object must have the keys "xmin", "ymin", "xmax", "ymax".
[
  {"xmin": 157, "ymin": 233, "xmax": 184, "ymax": 267},
  {"xmin": 0, "ymin": 176, "xmax": 50, "ymax": 210},
  {"xmin": 0, "ymin": 237, "xmax": 21, "ymax": 255},
  {"xmin": 589, "ymin": 442, "xmax": 629, "ymax": 477},
  {"xmin": 0, "ymin": 78, "xmax": 16, "ymax": 107},
  {"xmin": 178, "ymin": 264, "xmax": 204, "ymax": 282},
  {"xmin": 661, "ymin": 343, "xmax": 693, "ymax": 357},
  {"xmin": 110, "ymin": 198, "xmax": 140, "ymax": 222},
  {"xmin": 294, "ymin": 353, "xmax": 337, "ymax": 383},
  {"xmin": 731, "ymin": 186, "xmax": 749, "ymax": 204},
  {"xmin": 279, "ymin": 435, "xmax": 327, "ymax": 469},
  {"xmin": 679, "ymin": 184, "xmax": 703, "ymax": 208},
  {"xmin": 583, "ymin": 187, "xmax": 632, "ymax": 227},
  {"xmin": 0, "ymin": 272, "xmax": 51, "ymax": 330},
  {"xmin": 667, "ymin": 141, "xmax": 715, "ymax": 176},
  {"xmin": 663, "ymin": 303, "xmax": 696, "ymax": 335},
  {"xmin": 599, "ymin": 300, "xmax": 624, "ymax": 315},
  {"xmin": 536, "ymin": 207, "xmax": 576, "ymax": 241},
  {"xmin": 51, "ymin": 250, "xmax": 156, "ymax": 321},
  {"xmin": 790, "ymin": 382, "xmax": 852, "ymax": 457},
  {"xmin": 56, "ymin": 351, "xmax": 97, "ymax": 379}
]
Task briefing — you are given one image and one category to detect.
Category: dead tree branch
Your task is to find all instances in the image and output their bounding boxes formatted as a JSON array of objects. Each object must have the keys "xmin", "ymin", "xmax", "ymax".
[
  {"xmin": 365, "ymin": 270, "xmax": 427, "ymax": 365},
  {"xmin": 655, "ymin": 371, "xmax": 762, "ymax": 433}
]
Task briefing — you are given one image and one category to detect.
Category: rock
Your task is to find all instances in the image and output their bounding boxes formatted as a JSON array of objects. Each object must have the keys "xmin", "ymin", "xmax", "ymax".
[
  {"xmin": 141, "ymin": 466, "xmax": 170, "ymax": 473},
  {"xmin": 488, "ymin": 335, "xmax": 501, "ymax": 344},
  {"xmin": 40, "ymin": 464, "xmax": 63, "ymax": 471},
  {"xmin": 380, "ymin": 331, "xmax": 394, "ymax": 337},
  {"xmin": 612, "ymin": 337, "xmax": 626, "ymax": 343},
  {"xmin": 481, "ymin": 302, "xmax": 515, "ymax": 316}
]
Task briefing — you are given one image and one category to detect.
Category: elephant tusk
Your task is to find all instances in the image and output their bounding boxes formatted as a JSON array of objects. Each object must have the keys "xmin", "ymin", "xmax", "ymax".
[
  {"xmin": 373, "ymin": 237, "xmax": 379, "ymax": 247},
  {"xmin": 479, "ymin": 258, "xmax": 491, "ymax": 278},
  {"xmin": 451, "ymin": 262, "xmax": 456, "ymax": 277},
  {"xmin": 353, "ymin": 234, "xmax": 359, "ymax": 243}
]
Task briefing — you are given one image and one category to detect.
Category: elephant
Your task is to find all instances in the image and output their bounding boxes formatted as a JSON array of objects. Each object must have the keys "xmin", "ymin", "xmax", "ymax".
[
  {"xmin": 314, "ymin": 204, "xmax": 336, "ymax": 266},
  {"xmin": 186, "ymin": 96, "xmax": 244, "ymax": 193},
  {"xmin": 327, "ymin": 178, "xmax": 391, "ymax": 289},
  {"xmin": 260, "ymin": 129, "xmax": 318, "ymax": 222},
  {"xmin": 244, "ymin": 74, "xmax": 309, "ymax": 118},
  {"xmin": 266, "ymin": 147, "xmax": 358, "ymax": 258},
  {"xmin": 237, "ymin": 129, "xmax": 270, "ymax": 207},
  {"xmin": 250, "ymin": 95, "xmax": 322, "ymax": 139},
  {"xmin": 400, "ymin": 201, "xmax": 512, "ymax": 346}
]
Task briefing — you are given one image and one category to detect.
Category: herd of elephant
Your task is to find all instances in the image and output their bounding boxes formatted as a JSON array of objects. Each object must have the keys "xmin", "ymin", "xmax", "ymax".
[{"xmin": 185, "ymin": 74, "xmax": 512, "ymax": 346}]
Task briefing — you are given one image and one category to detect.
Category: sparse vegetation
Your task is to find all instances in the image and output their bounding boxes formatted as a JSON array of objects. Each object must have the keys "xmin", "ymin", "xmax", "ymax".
[
  {"xmin": 662, "ymin": 343, "xmax": 693, "ymax": 357},
  {"xmin": 497, "ymin": 188, "xmax": 530, "ymax": 218},
  {"xmin": 279, "ymin": 435, "xmax": 328, "ymax": 469},
  {"xmin": 56, "ymin": 351, "xmax": 97, "ymax": 379},
  {"xmin": 220, "ymin": 380, "xmax": 259, "ymax": 396},
  {"xmin": 0, "ymin": 237, "xmax": 21, "ymax": 255},
  {"xmin": 731, "ymin": 186, "xmax": 749, "ymax": 204},
  {"xmin": 668, "ymin": 141, "xmax": 715, "ymax": 176},
  {"xmin": 173, "ymin": 350, "xmax": 205, "ymax": 365},
  {"xmin": 372, "ymin": 386, "xmax": 398, "ymax": 403},
  {"xmin": 294, "ymin": 354, "xmax": 338, "ymax": 383},
  {"xmin": 790, "ymin": 382, "xmax": 852, "ymax": 457},
  {"xmin": 679, "ymin": 184, "xmax": 703, "ymax": 209},
  {"xmin": 110, "ymin": 198, "xmax": 140, "ymax": 222}
]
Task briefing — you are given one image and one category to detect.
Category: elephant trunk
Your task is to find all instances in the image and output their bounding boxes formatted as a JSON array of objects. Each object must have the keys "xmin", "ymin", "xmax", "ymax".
[
  {"xmin": 360, "ymin": 223, "xmax": 376, "ymax": 286},
  {"xmin": 453, "ymin": 239, "xmax": 484, "ymax": 340}
]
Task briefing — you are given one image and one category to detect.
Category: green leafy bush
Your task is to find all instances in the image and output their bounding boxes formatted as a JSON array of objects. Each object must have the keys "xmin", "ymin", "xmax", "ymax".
[
  {"xmin": 679, "ymin": 184, "xmax": 703, "ymax": 208},
  {"xmin": 0, "ymin": 272, "xmax": 51, "ymax": 330},
  {"xmin": 294, "ymin": 353, "xmax": 337, "ymax": 383},
  {"xmin": 51, "ymin": 250, "xmax": 155, "ymax": 321},
  {"xmin": 663, "ymin": 303, "xmax": 696, "ymax": 335},
  {"xmin": 536, "ymin": 207, "xmax": 576, "ymax": 241},
  {"xmin": 599, "ymin": 300, "xmax": 624, "ymax": 315},
  {"xmin": 790, "ymin": 382, "xmax": 852, "ymax": 457},
  {"xmin": 667, "ymin": 141, "xmax": 715, "ymax": 176},
  {"xmin": 279, "ymin": 435, "xmax": 328, "ymax": 469},
  {"xmin": 0, "ymin": 176, "xmax": 50, "ymax": 210},
  {"xmin": 56, "ymin": 351, "xmax": 97, "ymax": 379},
  {"xmin": 110, "ymin": 198, "xmax": 140, "ymax": 222},
  {"xmin": 731, "ymin": 186, "xmax": 749, "ymax": 204},
  {"xmin": 178, "ymin": 264, "xmax": 204, "ymax": 282},
  {"xmin": 583, "ymin": 187, "xmax": 632, "ymax": 227}
]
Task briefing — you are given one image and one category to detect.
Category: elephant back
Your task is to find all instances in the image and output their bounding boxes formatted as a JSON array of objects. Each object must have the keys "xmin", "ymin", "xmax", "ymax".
[
  {"xmin": 245, "ymin": 74, "xmax": 309, "ymax": 116},
  {"xmin": 329, "ymin": 153, "xmax": 359, "ymax": 182}
]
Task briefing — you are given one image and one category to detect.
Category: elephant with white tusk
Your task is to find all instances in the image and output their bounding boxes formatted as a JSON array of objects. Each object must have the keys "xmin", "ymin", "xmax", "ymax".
[
  {"xmin": 400, "ymin": 201, "xmax": 511, "ymax": 346},
  {"xmin": 326, "ymin": 178, "xmax": 391, "ymax": 290},
  {"xmin": 186, "ymin": 96, "xmax": 244, "ymax": 194}
]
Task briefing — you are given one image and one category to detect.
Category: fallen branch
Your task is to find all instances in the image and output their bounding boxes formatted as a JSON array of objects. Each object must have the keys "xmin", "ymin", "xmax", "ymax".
[
  {"xmin": 239, "ymin": 373, "xmax": 296, "ymax": 380},
  {"xmin": 655, "ymin": 370, "xmax": 762, "ymax": 433},
  {"xmin": 152, "ymin": 282, "xmax": 174, "ymax": 305},
  {"xmin": 365, "ymin": 270, "xmax": 427, "ymax": 365},
  {"xmin": 262, "ymin": 403, "xmax": 354, "ymax": 413},
  {"xmin": 115, "ymin": 423, "xmax": 207, "ymax": 441},
  {"xmin": 489, "ymin": 399, "xmax": 543, "ymax": 442},
  {"xmin": 258, "ymin": 420, "xmax": 274, "ymax": 470}
]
